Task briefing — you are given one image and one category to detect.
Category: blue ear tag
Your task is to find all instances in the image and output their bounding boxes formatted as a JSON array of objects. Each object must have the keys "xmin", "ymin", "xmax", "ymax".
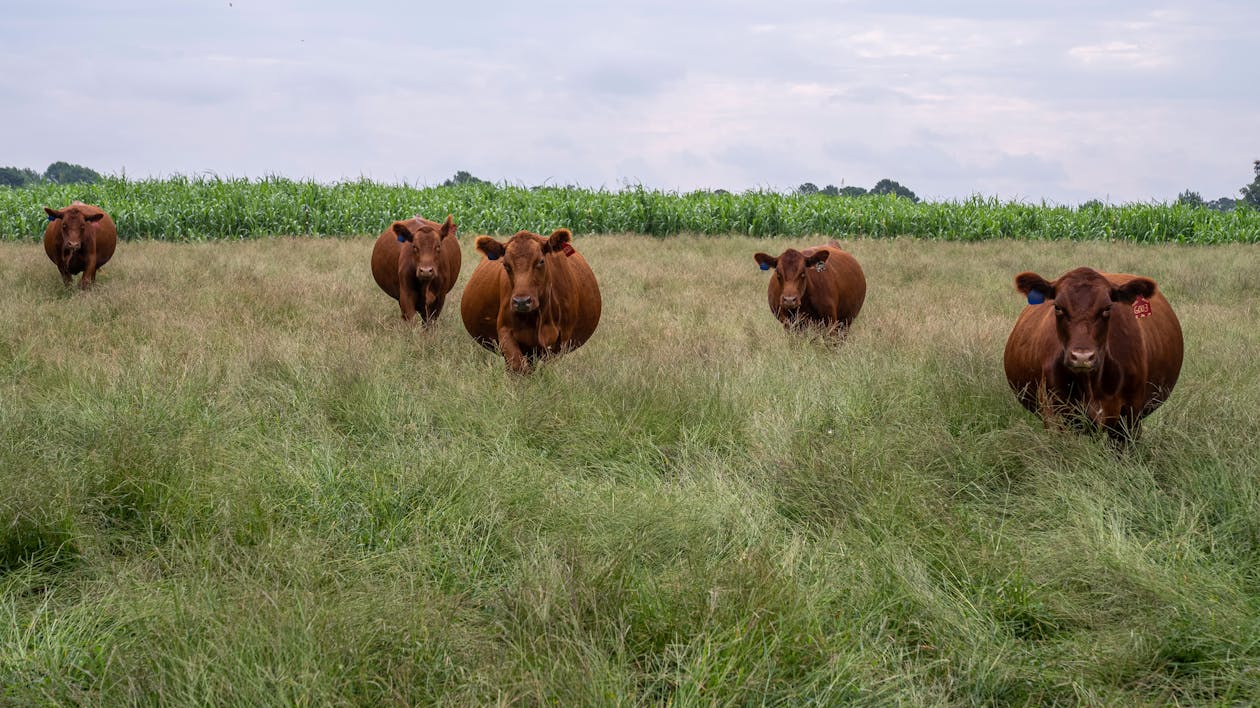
[
  {"xmin": 1027, "ymin": 290, "xmax": 1045, "ymax": 305},
  {"xmin": 396, "ymin": 234, "xmax": 406, "ymax": 243},
  {"xmin": 47, "ymin": 214, "xmax": 56, "ymax": 222},
  {"xmin": 486, "ymin": 252, "xmax": 498, "ymax": 261},
  {"xmin": 759, "ymin": 262, "xmax": 770, "ymax": 271}
]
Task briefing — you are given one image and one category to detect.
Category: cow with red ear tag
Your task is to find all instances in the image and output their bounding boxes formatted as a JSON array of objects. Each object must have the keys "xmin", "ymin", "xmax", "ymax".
[
  {"xmin": 752, "ymin": 240, "xmax": 866, "ymax": 333},
  {"xmin": 370, "ymin": 214, "xmax": 460, "ymax": 323},
  {"xmin": 43, "ymin": 202, "xmax": 117, "ymax": 289},
  {"xmin": 460, "ymin": 228, "xmax": 601, "ymax": 374},
  {"xmin": 1003, "ymin": 266, "xmax": 1184, "ymax": 443}
]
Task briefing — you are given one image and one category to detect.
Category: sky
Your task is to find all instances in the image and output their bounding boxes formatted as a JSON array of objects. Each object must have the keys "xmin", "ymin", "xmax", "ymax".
[{"xmin": 3, "ymin": 0, "xmax": 1257, "ymax": 203}]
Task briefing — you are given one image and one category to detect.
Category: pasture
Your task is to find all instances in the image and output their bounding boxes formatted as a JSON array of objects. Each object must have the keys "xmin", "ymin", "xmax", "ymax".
[{"xmin": 2, "ymin": 233, "xmax": 1259, "ymax": 703}]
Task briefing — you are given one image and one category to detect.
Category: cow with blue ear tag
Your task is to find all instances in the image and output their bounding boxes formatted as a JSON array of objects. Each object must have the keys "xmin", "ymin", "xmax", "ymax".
[
  {"xmin": 461, "ymin": 228, "xmax": 602, "ymax": 374},
  {"xmin": 1004, "ymin": 266, "xmax": 1184, "ymax": 444},
  {"xmin": 752, "ymin": 240, "xmax": 866, "ymax": 335},
  {"xmin": 370, "ymin": 214, "xmax": 461, "ymax": 323}
]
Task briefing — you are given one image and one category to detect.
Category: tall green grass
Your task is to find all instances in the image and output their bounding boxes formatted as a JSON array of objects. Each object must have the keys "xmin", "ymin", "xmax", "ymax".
[
  {"xmin": 2, "ymin": 235, "xmax": 1259, "ymax": 703},
  {"xmin": 3, "ymin": 176, "xmax": 1258, "ymax": 243}
]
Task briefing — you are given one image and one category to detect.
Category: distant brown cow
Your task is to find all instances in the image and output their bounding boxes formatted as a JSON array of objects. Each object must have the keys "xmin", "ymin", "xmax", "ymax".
[
  {"xmin": 370, "ymin": 215, "xmax": 461, "ymax": 323},
  {"xmin": 1004, "ymin": 266, "xmax": 1184, "ymax": 442},
  {"xmin": 43, "ymin": 202, "xmax": 117, "ymax": 289},
  {"xmin": 753, "ymin": 240, "xmax": 866, "ymax": 332},
  {"xmin": 460, "ymin": 229, "xmax": 601, "ymax": 373}
]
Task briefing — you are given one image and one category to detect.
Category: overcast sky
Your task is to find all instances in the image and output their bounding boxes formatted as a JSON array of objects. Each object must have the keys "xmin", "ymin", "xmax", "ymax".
[{"xmin": 3, "ymin": 1, "xmax": 1257, "ymax": 202}]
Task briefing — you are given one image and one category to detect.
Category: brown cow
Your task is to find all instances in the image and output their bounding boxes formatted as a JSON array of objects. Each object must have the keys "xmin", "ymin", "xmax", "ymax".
[
  {"xmin": 1004, "ymin": 266, "xmax": 1184, "ymax": 443},
  {"xmin": 43, "ymin": 202, "xmax": 117, "ymax": 290},
  {"xmin": 753, "ymin": 240, "xmax": 866, "ymax": 332},
  {"xmin": 460, "ymin": 229, "xmax": 601, "ymax": 373},
  {"xmin": 370, "ymin": 215, "xmax": 460, "ymax": 323}
]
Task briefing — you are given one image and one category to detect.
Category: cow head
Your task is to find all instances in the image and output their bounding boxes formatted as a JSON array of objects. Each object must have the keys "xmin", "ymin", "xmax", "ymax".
[
  {"xmin": 476, "ymin": 229, "xmax": 571, "ymax": 314},
  {"xmin": 45, "ymin": 206, "xmax": 103, "ymax": 266},
  {"xmin": 754, "ymin": 248, "xmax": 830, "ymax": 311},
  {"xmin": 394, "ymin": 215, "xmax": 455, "ymax": 282},
  {"xmin": 1015, "ymin": 267, "xmax": 1156, "ymax": 374}
]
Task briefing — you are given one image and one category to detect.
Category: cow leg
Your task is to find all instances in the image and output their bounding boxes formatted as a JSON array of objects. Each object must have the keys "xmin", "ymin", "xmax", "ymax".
[
  {"xmin": 1104, "ymin": 410, "xmax": 1141, "ymax": 448},
  {"xmin": 59, "ymin": 266, "xmax": 72, "ymax": 287},
  {"xmin": 1035, "ymin": 382, "xmax": 1062, "ymax": 430},
  {"xmin": 422, "ymin": 292, "xmax": 445, "ymax": 325},
  {"xmin": 79, "ymin": 252, "xmax": 99, "ymax": 290},
  {"xmin": 537, "ymin": 322, "xmax": 560, "ymax": 351},
  {"xmin": 498, "ymin": 328, "xmax": 530, "ymax": 374},
  {"xmin": 398, "ymin": 287, "xmax": 418, "ymax": 322}
]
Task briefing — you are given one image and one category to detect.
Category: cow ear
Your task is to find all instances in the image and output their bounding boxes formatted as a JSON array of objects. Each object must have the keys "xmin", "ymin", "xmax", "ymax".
[
  {"xmin": 753, "ymin": 252, "xmax": 777, "ymax": 271},
  {"xmin": 476, "ymin": 236, "xmax": 506, "ymax": 261},
  {"xmin": 44, "ymin": 207, "xmax": 62, "ymax": 220},
  {"xmin": 1111, "ymin": 277, "xmax": 1156, "ymax": 304},
  {"xmin": 393, "ymin": 223, "xmax": 413, "ymax": 243},
  {"xmin": 85, "ymin": 213, "xmax": 105, "ymax": 223},
  {"xmin": 542, "ymin": 228, "xmax": 571, "ymax": 254},
  {"xmin": 1014, "ymin": 272, "xmax": 1054, "ymax": 301},
  {"xmin": 805, "ymin": 250, "xmax": 830, "ymax": 266},
  {"xmin": 441, "ymin": 215, "xmax": 456, "ymax": 239}
]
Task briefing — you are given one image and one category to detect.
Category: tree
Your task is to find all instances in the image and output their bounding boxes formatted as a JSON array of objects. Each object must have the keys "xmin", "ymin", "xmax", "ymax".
[
  {"xmin": 870, "ymin": 178, "xmax": 918, "ymax": 202},
  {"xmin": 1176, "ymin": 190, "xmax": 1204, "ymax": 207},
  {"xmin": 839, "ymin": 186, "xmax": 867, "ymax": 197},
  {"xmin": 1240, "ymin": 160, "xmax": 1260, "ymax": 208},
  {"xmin": 796, "ymin": 182, "xmax": 819, "ymax": 196},
  {"xmin": 44, "ymin": 161, "xmax": 101, "ymax": 184},
  {"xmin": 441, "ymin": 170, "xmax": 488, "ymax": 187},
  {"xmin": 820, "ymin": 184, "xmax": 840, "ymax": 197},
  {"xmin": 1206, "ymin": 197, "xmax": 1237, "ymax": 212},
  {"xmin": 1079, "ymin": 199, "xmax": 1105, "ymax": 210},
  {"xmin": 0, "ymin": 166, "xmax": 42, "ymax": 188}
]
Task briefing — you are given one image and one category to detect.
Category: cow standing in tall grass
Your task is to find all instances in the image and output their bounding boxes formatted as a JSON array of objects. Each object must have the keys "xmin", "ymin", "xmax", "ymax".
[
  {"xmin": 43, "ymin": 202, "xmax": 117, "ymax": 290},
  {"xmin": 461, "ymin": 228, "xmax": 601, "ymax": 374},
  {"xmin": 370, "ymin": 215, "xmax": 460, "ymax": 323},
  {"xmin": 753, "ymin": 240, "xmax": 866, "ymax": 334},
  {"xmin": 1004, "ymin": 267, "xmax": 1184, "ymax": 443}
]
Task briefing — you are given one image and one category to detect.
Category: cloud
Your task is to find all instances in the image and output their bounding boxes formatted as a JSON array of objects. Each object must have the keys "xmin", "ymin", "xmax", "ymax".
[{"xmin": 1067, "ymin": 40, "xmax": 1168, "ymax": 69}]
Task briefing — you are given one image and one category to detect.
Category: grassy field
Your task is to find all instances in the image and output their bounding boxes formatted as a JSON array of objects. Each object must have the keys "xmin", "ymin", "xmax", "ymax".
[
  {"xmin": 2, "ymin": 233, "xmax": 1259, "ymax": 704},
  {"xmin": 4, "ymin": 176, "xmax": 1260, "ymax": 243}
]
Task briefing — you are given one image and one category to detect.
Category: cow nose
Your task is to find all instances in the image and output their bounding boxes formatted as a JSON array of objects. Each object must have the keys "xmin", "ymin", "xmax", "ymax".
[
  {"xmin": 1067, "ymin": 348, "xmax": 1097, "ymax": 370},
  {"xmin": 511, "ymin": 296, "xmax": 533, "ymax": 312},
  {"xmin": 781, "ymin": 295, "xmax": 800, "ymax": 308},
  {"xmin": 416, "ymin": 266, "xmax": 435, "ymax": 279}
]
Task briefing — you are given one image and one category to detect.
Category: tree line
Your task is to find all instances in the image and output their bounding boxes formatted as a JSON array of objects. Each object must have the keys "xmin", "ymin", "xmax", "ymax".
[
  {"xmin": 1177, "ymin": 161, "xmax": 1260, "ymax": 211},
  {"xmin": 0, "ymin": 162, "xmax": 102, "ymax": 188}
]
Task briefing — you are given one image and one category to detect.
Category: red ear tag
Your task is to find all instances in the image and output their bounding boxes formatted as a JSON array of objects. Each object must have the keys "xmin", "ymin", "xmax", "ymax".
[
  {"xmin": 561, "ymin": 243, "xmax": 575, "ymax": 257},
  {"xmin": 1132, "ymin": 295, "xmax": 1152, "ymax": 319}
]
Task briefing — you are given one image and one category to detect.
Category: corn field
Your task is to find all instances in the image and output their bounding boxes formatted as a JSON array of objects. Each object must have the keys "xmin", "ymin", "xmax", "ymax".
[{"xmin": 3, "ymin": 176, "xmax": 1257, "ymax": 243}]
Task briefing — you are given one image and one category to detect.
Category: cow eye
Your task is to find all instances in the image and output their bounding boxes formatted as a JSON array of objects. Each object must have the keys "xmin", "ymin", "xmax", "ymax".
[
  {"xmin": 1101, "ymin": 305, "xmax": 1112, "ymax": 318},
  {"xmin": 535, "ymin": 259, "xmax": 544, "ymax": 269},
  {"xmin": 798, "ymin": 272, "xmax": 806, "ymax": 280},
  {"xmin": 1054, "ymin": 306, "xmax": 1066, "ymax": 318}
]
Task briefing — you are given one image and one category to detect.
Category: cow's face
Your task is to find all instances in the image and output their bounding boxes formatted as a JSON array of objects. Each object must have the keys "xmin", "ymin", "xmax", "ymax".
[
  {"xmin": 1015, "ymin": 267, "xmax": 1156, "ymax": 373},
  {"xmin": 395, "ymin": 215, "xmax": 454, "ymax": 282},
  {"xmin": 45, "ymin": 207, "xmax": 103, "ymax": 265},
  {"xmin": 476, "ymin": 229, "xmax": 571, "ymax": 314},
  {"xmin": 754, "ymin": 248, "xmax": 830, "ymax": 311}
]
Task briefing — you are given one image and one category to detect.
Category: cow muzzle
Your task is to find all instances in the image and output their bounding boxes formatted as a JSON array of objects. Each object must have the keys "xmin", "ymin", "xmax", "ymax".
[
  {"xmin": 780, "ymin": 294, "xmax": 801, "ymax": 310},
  {"xmin": 415, "ymin": 266, "xmax": 436, "ymax": 280},
  {"xmin": 511, "ymin": 295, "xmax": 536, "ymax": 313},
  {"xmin": 1065, "ymin": 348, "xmax": 1099, "ymax": 372}
]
